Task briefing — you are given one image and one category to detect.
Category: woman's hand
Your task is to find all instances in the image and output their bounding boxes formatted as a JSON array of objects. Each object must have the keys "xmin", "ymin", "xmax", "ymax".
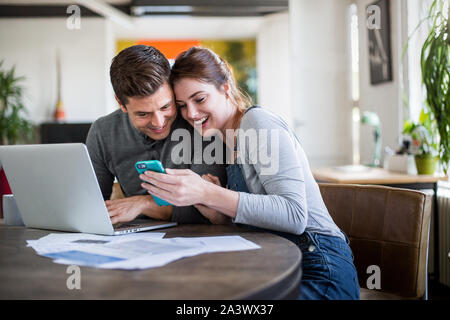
[
  {"xmin": 195, "ymin": 174, "xmax": 231, "ymax": 224},
  {"xmin": 140, "ymin": 168, "xmax": 210, "ymax": 207}
]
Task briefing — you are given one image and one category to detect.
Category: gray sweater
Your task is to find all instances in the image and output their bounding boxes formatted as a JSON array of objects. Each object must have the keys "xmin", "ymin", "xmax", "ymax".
[
  {"xmin": 86, "ymin": 109, "xmax": 227, "ymax": 224},
  {"xmin": 234, "ymin": 107, "xmax": 345, "ymax": 239}
]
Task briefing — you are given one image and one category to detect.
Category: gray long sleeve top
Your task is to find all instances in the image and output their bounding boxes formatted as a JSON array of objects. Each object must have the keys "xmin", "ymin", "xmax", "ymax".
[
  {"xmin": 234, "ymin": 107, "xmax": 345, "ymax": 239},
  {"xmin": 86, "ymin": 109, "xmax": 227, "ymax": 224}
]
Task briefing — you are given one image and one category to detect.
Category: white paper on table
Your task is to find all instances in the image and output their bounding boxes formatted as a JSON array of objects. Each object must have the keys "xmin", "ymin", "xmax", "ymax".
[
  {"xmin": 99, "ymin": 236, "xmax": 261, "ymax": 270},
  {"xmin": 26, "ymin": 232, "xmax": 166, "ymax": 255},
  {"xmin": 166, "ymin": 236, "xmax": 261, "ymax": 252},
  {"xmin": 26, "ymin": 234, "xmax": 261, "ymax": 270}
]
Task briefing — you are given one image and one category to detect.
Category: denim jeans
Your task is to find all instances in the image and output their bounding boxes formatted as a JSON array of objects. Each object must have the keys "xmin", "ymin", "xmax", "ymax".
[
  {"xmin": 296, "ymin": 231, "xmax": 360, "ymax": 300},
  {"xmin": 226, "ymin": 163, "xmax": 359, "ymax": 300}
]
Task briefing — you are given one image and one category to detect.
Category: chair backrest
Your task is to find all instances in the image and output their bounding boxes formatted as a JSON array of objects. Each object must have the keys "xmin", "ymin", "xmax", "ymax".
[{"xmin": 318, "ymin": 183, "xmax": 432, "ymax": 298}]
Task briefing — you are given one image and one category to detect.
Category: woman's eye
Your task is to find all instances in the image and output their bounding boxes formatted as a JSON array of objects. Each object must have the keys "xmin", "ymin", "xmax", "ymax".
[
  {"xmin": 176, "ymin": 104, "xmax": 186, "ymax": 108},
  {"xmin": 195, "ymin": 97, "xmax": 205, "ymax": 103}
]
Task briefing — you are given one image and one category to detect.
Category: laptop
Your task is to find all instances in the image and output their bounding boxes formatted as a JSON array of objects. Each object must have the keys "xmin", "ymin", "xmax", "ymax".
[{"xmin": 0, "ymin": 143, "xmax": 177, "ymax": 235}]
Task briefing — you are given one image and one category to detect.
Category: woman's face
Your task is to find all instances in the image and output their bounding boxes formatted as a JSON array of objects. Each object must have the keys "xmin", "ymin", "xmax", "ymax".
[{"xmin": 173, "ymin": 78, "xmax": 232, "ymax": 137}]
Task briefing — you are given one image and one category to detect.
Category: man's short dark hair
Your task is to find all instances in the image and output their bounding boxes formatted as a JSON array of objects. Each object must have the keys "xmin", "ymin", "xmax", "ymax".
[{"xmin": 110, "ymin": 45, "xmax": 171, "ymax": 106}]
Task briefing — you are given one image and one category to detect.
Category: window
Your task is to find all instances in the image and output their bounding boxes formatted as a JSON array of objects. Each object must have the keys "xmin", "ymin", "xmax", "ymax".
[{"xmin": 349, "ymin": 3, "xmax": 360, "ymax": 165}]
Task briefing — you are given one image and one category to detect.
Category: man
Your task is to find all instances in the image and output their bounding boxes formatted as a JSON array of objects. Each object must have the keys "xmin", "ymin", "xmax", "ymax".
[{"xmin": 86, "ymin": 45, "xmax": 226, "ymax": 225}]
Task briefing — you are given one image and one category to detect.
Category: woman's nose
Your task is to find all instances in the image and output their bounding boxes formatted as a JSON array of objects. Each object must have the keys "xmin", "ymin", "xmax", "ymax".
[{"xmin": 186, "ymin": 104, "xmax": 199, "ymax": 120}]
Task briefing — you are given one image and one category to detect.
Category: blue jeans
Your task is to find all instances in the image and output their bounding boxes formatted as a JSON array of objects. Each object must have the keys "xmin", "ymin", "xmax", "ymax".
[
  {"xmin": 226, "ymin": 163, "xmax": 359, "ymax": 299},
  {"xmin": 297, "ymin": 231, "xmax": 360, "ymax": 300}
]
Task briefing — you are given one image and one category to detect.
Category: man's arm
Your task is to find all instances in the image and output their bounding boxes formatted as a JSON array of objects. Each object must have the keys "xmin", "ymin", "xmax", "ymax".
[
  {"xmin": 86, "ymin": 121, "xmax": 114, "ymax": 200},
  {"xmin": 86, "ymin": 121, "xmax": 172, "ymax": 223}
]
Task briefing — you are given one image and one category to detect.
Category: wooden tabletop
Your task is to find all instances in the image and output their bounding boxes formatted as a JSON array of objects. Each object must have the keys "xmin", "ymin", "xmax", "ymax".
[
  {"xmin": 312, "ymin": 167, "xmax": 447, "ymax": 185},
  {"xmin": 0, "ymin": 224, "xmax": 302, "ymax": 300}
]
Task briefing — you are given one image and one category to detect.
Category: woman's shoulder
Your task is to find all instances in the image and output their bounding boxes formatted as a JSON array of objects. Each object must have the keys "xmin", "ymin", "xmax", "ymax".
[{"xmin": 240, "ymin": 106, "xmax": 289, "ymax": 131}]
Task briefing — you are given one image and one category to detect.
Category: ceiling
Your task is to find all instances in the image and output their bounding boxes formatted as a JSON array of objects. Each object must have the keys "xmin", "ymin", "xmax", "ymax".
[{"xmin": 0, "ymin": 0, "xmax": 289, "ymax": 17}]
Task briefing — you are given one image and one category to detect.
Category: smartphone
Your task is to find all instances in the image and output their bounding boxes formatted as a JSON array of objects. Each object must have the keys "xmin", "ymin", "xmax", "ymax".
[{"xmin": 135, "ymin": 160, "xmax": 171, "ymax": 206}]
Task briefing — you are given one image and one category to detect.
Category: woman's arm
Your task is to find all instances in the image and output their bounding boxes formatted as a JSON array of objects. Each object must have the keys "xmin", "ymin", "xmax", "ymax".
[
  {"xmin": 230, "ymin": 109, "xmax": 309, "ymax": 234},
  {"xmin": 140, "ymin": 109, "xmax": 310, "ymax": 235},
  {"xmin": 195, "ymin": 174, "xmax": 233, "ymax": 224},
  {"xmin": 139, "ymin": 169, "xmax": 239, "ymax": 218}
]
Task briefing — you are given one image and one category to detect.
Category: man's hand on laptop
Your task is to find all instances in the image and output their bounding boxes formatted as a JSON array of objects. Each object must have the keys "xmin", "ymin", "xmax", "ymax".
[{"xmin": 105, "ymin": 195, "xmax": 172, "ymax": 224}]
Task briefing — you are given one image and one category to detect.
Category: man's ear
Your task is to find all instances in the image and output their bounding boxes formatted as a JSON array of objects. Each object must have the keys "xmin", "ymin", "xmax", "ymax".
[{"xmin": 115, "ymin": 95, "xmax": 127, "ymax": 113}]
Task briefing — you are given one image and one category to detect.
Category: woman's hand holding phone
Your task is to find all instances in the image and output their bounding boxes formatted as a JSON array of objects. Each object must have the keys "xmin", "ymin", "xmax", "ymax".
[
  {"xmin": 139, "ymin": 168, "xmax": 210, "ymax": 207},
  {"xmin": 135, "ymin": 160, "xmax": 171, "ymax": 206}
]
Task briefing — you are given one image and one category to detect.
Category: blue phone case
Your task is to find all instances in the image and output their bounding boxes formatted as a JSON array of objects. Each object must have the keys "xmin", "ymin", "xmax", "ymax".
[{"xmin": 135, "ymin": 160, "xmax": 171, "ymax": 206}]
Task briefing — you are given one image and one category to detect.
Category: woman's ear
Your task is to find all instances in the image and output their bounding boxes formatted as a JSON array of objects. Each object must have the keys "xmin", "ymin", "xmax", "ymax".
[{"xmin": 222, "ymin": 82, "xmax": 230, "ymax": 98}]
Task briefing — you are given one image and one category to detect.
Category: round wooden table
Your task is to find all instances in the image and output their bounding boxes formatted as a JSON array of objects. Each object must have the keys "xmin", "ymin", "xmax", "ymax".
[{"xmin": 0, "ymin": 224, "xmax": 302, "ymax": 299}]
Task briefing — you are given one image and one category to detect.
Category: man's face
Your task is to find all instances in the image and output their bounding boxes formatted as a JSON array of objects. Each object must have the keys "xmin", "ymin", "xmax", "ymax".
[{"xmin": 119, "ymin": 82, "xmax": 177, "ymax": 141}]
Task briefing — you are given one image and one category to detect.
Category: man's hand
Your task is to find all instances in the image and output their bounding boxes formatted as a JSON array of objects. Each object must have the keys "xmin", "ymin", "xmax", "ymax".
[
  {"xmin": 194, "ymin": 174, "xmax": 231, "ymax": 225},
  {"xmin": 105, "ymin": 195, "xmax": 172, "ymax": 224},
  {"xmin": 194, "ymin": 204, "xmax": 231, "ymax": 224}
]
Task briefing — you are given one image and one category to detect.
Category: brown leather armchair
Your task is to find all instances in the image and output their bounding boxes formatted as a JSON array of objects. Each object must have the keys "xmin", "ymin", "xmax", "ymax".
[{"xmin": 318, "ymin": 183, "xmax": 432, "ymax": 300}]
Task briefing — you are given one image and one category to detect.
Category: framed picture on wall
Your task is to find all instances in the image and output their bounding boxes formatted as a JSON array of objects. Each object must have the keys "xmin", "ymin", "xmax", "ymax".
[{"xmin": 367, "ymin": 0, "xmax": 392, "ymax": 84}]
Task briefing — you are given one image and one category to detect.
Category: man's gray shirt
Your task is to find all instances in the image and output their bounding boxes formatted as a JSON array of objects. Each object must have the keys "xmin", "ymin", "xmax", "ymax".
[{"xmin": 86, "ymin": 109, "xmax": 227, "ymax": 224}]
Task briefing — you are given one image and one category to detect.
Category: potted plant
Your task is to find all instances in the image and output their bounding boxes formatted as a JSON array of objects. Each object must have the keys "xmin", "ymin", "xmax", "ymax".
[
  {"xmin": 0, "ymin": 60, "xmax": 34, "ymax": 217},
  {"xmin": 419, "ymin": 0, "xmax": 449, "ymax": 173},
  {"xmin": 0, "ymin": 61, "xmax": 34, "ymax": 145},
  {"xmin": 403, "ymin": 108, "xmax": 440, "ymax": 174},
  {"xmin": 402, "ymin": 0, "xmax": 449, "ymax": 174}
]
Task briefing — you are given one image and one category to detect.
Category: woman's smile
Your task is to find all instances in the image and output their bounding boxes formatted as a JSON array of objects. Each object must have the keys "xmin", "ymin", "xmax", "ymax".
[{"xmin": 193, "ymin": 116, "xmax": 210, "ymax": 128}]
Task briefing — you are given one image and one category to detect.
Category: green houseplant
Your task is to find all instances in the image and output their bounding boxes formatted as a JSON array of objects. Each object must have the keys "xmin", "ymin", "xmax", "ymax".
[
  {"xmin": 0, "ymin": 61, "xmax": 33, "ymax": 217},
  {"xmin": 0, "ymin": 60, "xmax": 34, "ymax": 145},
  {"xmin": 403, "ymin": 108, "xmax": 440, "ymax": 174},
  {"xmin": 402, "ymin": 0, "xmax": 449, "ymax": 174},
  {"xmin": 0, "ymin": 61, "xmax": 34, "ymax": 217},
  {"xmin": 419, "ymin": 0, "xmax": 449, "ymax": 173}
]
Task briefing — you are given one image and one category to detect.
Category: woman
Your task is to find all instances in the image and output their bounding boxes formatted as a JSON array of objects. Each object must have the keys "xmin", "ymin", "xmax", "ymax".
[{"xmin": 140, "ymin": 47, "xmax": 360, "ymax": 300}]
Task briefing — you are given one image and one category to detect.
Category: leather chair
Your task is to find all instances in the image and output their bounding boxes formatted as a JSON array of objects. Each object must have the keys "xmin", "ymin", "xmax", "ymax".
[{"xmin": 318, "ymin": 183, "xmax": 432, "ymax": 300}]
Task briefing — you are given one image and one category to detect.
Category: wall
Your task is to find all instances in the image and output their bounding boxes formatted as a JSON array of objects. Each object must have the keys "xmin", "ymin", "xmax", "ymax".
[
  {"xmin": 289, "ymin": 0, "xmax": 353, "ymax": 167},
  {"xmin": 0, "ymin": 18, "xmax": 115, "ymax": 123},
  {"xmin": 0, "ymin": 16, "xmax": 264, "ymax": 125},
  {"xmin": 113, "ymin": 16, "xmax": 263, "ymax": 40},
  {"xmin": 256, "ymin": 11, "xmax": 292, "ymax": 126},
  {"xmin": 356, "ymin": 0, "xmax": 406, "ymax": 165}
]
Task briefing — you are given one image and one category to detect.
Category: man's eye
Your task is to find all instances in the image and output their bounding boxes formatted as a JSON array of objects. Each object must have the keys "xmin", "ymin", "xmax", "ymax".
[{"xmin": 176, "ymin": 104, "xmax": 186, "ymax": 108}]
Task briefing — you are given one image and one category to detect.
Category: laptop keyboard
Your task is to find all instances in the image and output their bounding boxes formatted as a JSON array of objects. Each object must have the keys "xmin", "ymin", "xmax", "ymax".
[
  {"xmin": 114, "ymin": 222, "xmax": 143, "ymax": 230},
  {"xmin": 113, "ymin": 219, "xmax": 157, "ymax": 230}
]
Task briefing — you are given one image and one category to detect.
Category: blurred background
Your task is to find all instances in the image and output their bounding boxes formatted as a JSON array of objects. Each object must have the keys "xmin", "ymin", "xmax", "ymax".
[
  {"xmin": 0, "ymin": 0, "xmax": 442, "ymax": 168},
  {"xmin": 1, "ymin": 0, "xmax": 450, "ymax": 297}
]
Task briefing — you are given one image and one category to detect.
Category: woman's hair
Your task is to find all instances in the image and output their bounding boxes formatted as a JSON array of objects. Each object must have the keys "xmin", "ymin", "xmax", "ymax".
[{"xmin": 170, "ymin": 47, "xmax": 252, "ymax": 112}]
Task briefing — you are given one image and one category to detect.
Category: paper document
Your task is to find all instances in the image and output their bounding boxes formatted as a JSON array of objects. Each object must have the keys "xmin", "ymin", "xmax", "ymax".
[{"xmin": 26, "ymin": 232, "xmax": 260, "ymax": 270}]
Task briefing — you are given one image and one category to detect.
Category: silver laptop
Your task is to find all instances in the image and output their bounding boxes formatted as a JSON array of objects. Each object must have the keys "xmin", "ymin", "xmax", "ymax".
[{"xmin": 0, "ymin": 143, "xmax": 177, "ymax": 235}]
